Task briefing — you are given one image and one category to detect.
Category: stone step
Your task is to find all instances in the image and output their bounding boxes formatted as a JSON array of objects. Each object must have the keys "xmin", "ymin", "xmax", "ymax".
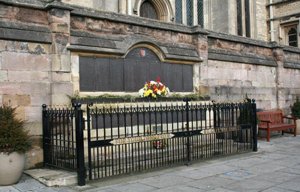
[{"xmin": 24, "ymin": 168, "xmax": 77, "ymax": 187}]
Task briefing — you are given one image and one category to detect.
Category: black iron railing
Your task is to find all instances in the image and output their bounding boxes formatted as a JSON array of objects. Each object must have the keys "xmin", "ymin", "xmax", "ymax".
[{"xmin": 42, "ymin": 99, "xmax": 257, "ymax": 186}]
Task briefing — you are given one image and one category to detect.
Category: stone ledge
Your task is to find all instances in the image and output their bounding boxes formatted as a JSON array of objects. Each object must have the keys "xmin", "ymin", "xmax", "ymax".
[
  {"xmin": 208, "ymin": 49, "xmax": 277, "ymax": 66},
  {"xmin": 283, "ymin": 46, "xmax": 300, "ymax": 54},
  {"xmin": 0, "ymin": 27, "xmax": 51, "ymax": 43},
  {"xmin": 71, "ymin": 8, "xmax": 207, "ymax": 35},
  {"xmin": 284, "ymin": 61, "xmax": 300, "ymax": 69},
  {"xmin": 0, "ymin": 21, "xmax": 50, "ymax": 32},
  {"xmin": 208, "ymin": 31, "xmax": 272, "ymax": 48}
]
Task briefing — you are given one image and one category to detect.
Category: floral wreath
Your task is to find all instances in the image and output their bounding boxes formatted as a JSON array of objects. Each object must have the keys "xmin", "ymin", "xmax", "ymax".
[{"xmin": 139, "ymin": 78, "xmax": 170, "ymax": 99}]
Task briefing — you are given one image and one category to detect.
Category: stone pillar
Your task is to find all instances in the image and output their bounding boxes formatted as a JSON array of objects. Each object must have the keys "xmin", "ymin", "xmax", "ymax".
[
  {"xmin": 48, "ymin": 7, "xmax": 73, "ymax": 105},
  {"xmin": 119, "ymin": 0, "xmax": 126, "ymax": 14},
  {"xmin": 272, "ymin": 43, "xmax": 284, "ymax": 109},
  {"xmin": 127, "ymin": 0, "xmax": 132, "ymax": 15},
  {"xmin": 193, "ymin": 29, "xmax": 209, "ymax": 96}
]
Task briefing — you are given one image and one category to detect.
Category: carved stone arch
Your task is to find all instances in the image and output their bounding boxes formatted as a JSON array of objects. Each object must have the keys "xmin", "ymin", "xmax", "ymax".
[
  {"xmin": 134, "ymin": 0, "xmax": 174, "ymax": 22},
  {"xmin": 125, "ymin": 42, "xmax": 165, "ymax": 61}
]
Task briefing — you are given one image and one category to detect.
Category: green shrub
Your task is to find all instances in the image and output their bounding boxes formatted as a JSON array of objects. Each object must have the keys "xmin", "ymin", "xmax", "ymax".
[
  {"xmin": 291, "ymin": 98, "xmax": 300, "ymax": 119},
  {"xmin": 0, "ymin": 105, "xmax": 31, "ymax": 153}
]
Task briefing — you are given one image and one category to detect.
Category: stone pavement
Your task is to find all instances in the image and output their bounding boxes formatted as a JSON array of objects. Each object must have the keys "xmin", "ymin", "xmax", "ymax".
[{"xmin": 1, "ymin": 135, "xmax": 300, "ymax": 192}]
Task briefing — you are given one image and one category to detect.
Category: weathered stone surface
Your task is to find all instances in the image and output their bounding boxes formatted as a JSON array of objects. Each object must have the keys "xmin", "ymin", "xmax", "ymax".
[
  {"xmin": 52, "ymin": 71, "xmax": 71, "ymax": 82},
  {"xmin": 25, "ymin": 142, "xmax": 43, "ymax": 169},
  {"xmin": 28, "ymin": 43, "xmax": 50, "ymax": 54},
  {"xmin": 8, "ymin": 71, "xmax": 49, "ymax": 82},
  {"xmin": 51, "ymin": 33, "xmax": 69, "ymax": 53},
  {"xmin": 2, "ymin": 52, "xmax": 50, "ymax": 71},
  {"xmin": 2, "ymin": 94, "xmax": 31, "ymax": 106},
  {"xmin": 0, "ymin": 27, "xmax": 52, "ymax": 43},
  {"xmin": 51, "ymin": 54, "xmax": 71, "ymax": 72},
  {"xmin": 0, "ymin": 70, "xmax": 8, "ymax": 82},
  {"xmin": 16, "ymin": 7, "xmax": 48, "ymax": 25}
]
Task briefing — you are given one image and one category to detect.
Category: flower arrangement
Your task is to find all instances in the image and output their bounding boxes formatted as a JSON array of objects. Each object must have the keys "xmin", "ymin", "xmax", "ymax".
[
  {"xmin": 153, "ymin": 139, "xmax": 167, "ymax": 149},
  {"xmin": 139, "ymin": 78, "xmax": 170, "ymax": 99}
]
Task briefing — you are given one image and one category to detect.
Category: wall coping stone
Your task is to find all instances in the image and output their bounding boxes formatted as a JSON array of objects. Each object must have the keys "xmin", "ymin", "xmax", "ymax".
[
  {"xmin": 0, "ymin": 0, "xmax": 73, "ymax": 10},
  {"xmin": 0, "ymin": 21, "xmax": 50, "ymax": 33},
  {"xmin": 284, "ymin": 62, "xmax": 300, "ymax": 69},
  {"xmin": 71, "ymin": 8, "xmax": 208, "ymax": 35},
  {"xmin": 208, "ymin": 30, "xmax": 272, "ymax": 48},
  {"xmin": 208, "ymin": 49, "xmax": 277, "ymax": 67},
  {"xmin": 283, "ymin": 46, "xmax": 300, "ymax": 54}
]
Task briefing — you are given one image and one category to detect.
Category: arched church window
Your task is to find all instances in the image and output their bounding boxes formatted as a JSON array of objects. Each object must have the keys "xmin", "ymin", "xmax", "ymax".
[
  {"xmin": 288, "ymin": 28, "xmax": 298, "ymax": 47},
  {"xmin": 140, "ymin": 1, "xmax": 158, "ymax": 20}
]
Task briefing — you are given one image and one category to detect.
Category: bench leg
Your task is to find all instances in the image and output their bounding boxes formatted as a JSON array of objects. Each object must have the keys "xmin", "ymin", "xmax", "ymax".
[
  {"xmin": 294, "ymin": 128, "xmax": 297, "ymax": 137},
  {"xmin": 267, "ymin": 128, "xmax": 270, "ymax": 142}
]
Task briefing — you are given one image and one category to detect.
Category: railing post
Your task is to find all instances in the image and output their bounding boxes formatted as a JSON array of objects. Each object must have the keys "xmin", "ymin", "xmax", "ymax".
[
  {"xmin": 184, "ymin": 98, "xmax": 191, "ymax": 164},
  {"xmin": 42, "ymin": 104, "xmax": 49, "ymax": 167},
  {"xmin": 74, "ymin": 103, "xmax": 86, "ymax": 186},
  {"xmin": 251, "ymin": 99, "xmax": 258, "ymax": 152}
]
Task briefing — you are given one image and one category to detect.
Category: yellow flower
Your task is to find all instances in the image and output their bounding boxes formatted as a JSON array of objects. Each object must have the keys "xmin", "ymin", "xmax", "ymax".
[{"xmin": 144, "ymin": 89, "xmax": 153, "ymax": 97}]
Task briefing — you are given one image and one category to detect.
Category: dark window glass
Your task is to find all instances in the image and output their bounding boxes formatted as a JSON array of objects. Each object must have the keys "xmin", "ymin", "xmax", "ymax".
[
  {"xmin": 140, "ymin": 1, "xmax": 158, "ymax": 20},
  {"xmin": 175, "ymin": 0, "xmax": 183, "ymax": 24},
  {"xmin": 237, "ymin": 0, "xmax": 242, "ymax": 36},
  {"xmin": 245, "ymin": 0, "xmax": 251, "ymax": 37},
  {"xmin": 197, "ymin": 0, "xmax": 204, "ymax": 26},
  {"xmin": 288, "ymin": 28, "xmax": 298, "ymax": 47},
  {"xmin": 79, "ymin": 48, "xmax": 193, "ymax": 92},
  {"xmin": 186, "ymin": 0, "xmax": 194, "ymax": 26}
]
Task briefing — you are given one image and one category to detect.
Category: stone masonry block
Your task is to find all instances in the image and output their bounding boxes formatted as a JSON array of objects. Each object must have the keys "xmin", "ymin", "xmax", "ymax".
[
  {"xmin": 24, "ymin": 106, "xmax": 43, "ymax": 123},
  {"xmin": 0, "ymin": 40, "xmax": 6, "ymax": 51},
  {"xmin": 0, "ymin": 82, "xmax": 22, "ymax": 95},
  {"xmin": 51, "ymin": 54, "xmax": 71, "ymax": 72},
  {"xmin": 16, "ymin": 7, "xmax": 48, "ymax": 25},
  {"xmin": 48, "ymin": 8, "xmax": 70, "ymax": 22},
  {"xmin": 52, "ymin": 82, "xmax": 73, "ymax": 96},
  {"xmin": 50, "ymin": 23, "xmax": 70, "ymax": 34},
  {"xmin": 2, "ymin": 52, "xmax": 50, "ymax": 71},
  {"xmin": 51, "ymin": 94, "xmax": 71, "ymax": 106},
  {"xmin": 30, "ymin": 94, "xmax": 50, "ymax": 106},
  {"xmin": 28, "ymin": 43, "xmax": 50, "ymax": 54},
  {"xmin": 0, "ymin": 70, "xmax": 8, "ymax": 82},
  {"xmin": 51, "ymin": 33, "xmax": 69, "ymax": 53},
  {"xmin": 19, "ymin": 82, "xmax": 50, "ymax": 95},
  {"xmin": 8, "ymin": 71, "xmax": 49, "ymax": 82},
  {"xmin": 52, "ymin": 71, "xmax": 71, "ymax": 82},
  {"xmin": 3, "ymin": 94, "xmax": 31, "ymax": 106}
]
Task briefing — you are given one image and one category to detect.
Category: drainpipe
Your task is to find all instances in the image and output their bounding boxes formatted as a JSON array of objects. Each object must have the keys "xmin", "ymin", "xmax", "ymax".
[{"xmin": 269, "ymin": 0, "xmax": 274, "ymax": 41}]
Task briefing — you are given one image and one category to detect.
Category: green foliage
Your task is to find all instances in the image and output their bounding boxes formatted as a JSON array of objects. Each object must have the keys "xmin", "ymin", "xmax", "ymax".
[
  {"xmin": 0, "ymin": 105, "xmax": 31, "ymax": 154},
  {"xmin": 70, "ymin": 93, "xmax": 209, "ymax": 103},
  {"xmin": 291, "ymin": 97, "xmax": 300, "ymax": 118}
]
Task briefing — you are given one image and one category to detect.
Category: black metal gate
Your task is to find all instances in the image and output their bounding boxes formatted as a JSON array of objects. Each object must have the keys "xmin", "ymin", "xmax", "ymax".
[{"xmin": 42, "ymin": 99, "xmax": 257, "ymax": 186}]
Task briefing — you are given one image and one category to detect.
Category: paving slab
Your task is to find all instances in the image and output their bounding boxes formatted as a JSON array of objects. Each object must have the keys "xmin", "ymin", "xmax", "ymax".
[{"xmin": 0, "ymin": 136, "xmax": 299, "ymax": 192}]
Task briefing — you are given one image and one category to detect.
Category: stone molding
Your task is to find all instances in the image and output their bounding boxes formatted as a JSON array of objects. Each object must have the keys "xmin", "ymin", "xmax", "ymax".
[
  {"xmin": 208, "ymin": 49, "xmax": 277, "ymax": 67},
  {"xmin": 69, "ymin": 31, "xmax": 201, "ymax": 63},
  {"xmin": 208, "ymin": 30, "xmax": 272, "ymax": 48},
  {"xmin": 0, "ymin": 20, "xmax": 51, "ymax": 43}
]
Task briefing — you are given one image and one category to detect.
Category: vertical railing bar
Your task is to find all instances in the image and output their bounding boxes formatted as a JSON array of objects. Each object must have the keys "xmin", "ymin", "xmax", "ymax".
[
  {"xmin": 110, "ymin": 106, "xmax": 114, "ymax": 177},
  {"xmin": 74, "ymin": 103, "xmax": 85, "ymax": 186},
  {"xmin": 86, "ymin": 104, "xmax": 93, "ymax": 180}
]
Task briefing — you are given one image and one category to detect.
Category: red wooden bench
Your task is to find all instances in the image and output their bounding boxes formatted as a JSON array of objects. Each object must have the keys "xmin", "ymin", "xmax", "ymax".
[{"xmin": 257, "ymin": 110, "xmax": 297, "ymax": 142}]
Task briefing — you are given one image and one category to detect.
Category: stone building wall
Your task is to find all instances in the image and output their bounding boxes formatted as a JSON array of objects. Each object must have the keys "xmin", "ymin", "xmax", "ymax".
[
  {"xmin": 0, "ymin": 0, "xmax": 300, "ymax": 168},
  {"xmin": 269, "ymin": 0, "xmax": 300, "ymax": 46}
]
